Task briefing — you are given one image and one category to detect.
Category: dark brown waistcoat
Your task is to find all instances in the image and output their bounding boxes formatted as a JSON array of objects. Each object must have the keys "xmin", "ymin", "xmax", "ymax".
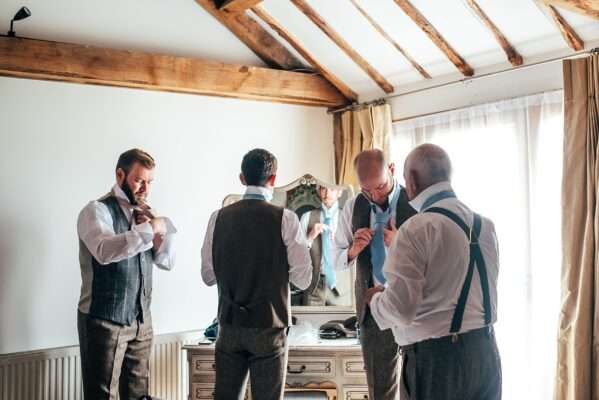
[{"xmin": 213, "ymin": 199, "xmax": 290, "ymax": 328}]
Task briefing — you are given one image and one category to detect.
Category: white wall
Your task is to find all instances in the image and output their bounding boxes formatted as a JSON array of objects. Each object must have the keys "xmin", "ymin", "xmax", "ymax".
[
  {"xmin": 0, "ymin": 77, "xmax": 334, "ymax": 354},
  {"xmin": 390, "ymin": 60, "xmax": 564, "ymax": 121}
]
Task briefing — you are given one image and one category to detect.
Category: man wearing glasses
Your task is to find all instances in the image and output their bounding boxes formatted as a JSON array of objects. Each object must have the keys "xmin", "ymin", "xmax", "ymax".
[{"xmin": 333, "ymin": 149, "xmax": 416, "ymax": 400}]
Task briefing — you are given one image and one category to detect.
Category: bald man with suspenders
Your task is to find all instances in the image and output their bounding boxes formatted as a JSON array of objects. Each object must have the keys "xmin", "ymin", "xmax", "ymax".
[{"xmin": 366, "ymin": 144, "xmax": 502, "ymax": 400}]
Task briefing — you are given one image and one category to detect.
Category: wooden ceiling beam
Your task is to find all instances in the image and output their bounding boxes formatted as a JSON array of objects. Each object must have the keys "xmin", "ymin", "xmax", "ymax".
[
  {"xmin": 463, "ymin": 0, "xmax": 523, "ymax": 66},
  {"xmin": 542, "ymin": 0, "xmax": 599, "ymax": 20},
  {"xmin": 250, "ymin": 4, "xmax": 358, "ymax": 101},
  {"xmin": 547, "ymin": 5, "xmax": 585, "ymax": 50},
  {"xmin": 195, "ymin": 0, "xmax": 306, "ymax": 70},
  {"xmin": 217, "ymin": 0, "xmax": 263, "ymax": 14},
  {"xmin": 0, "ymin": 37, "xmax": 348, "ymax": 108},
  {"xmin": 290, "ymin": 0, "xmax": 394, "ymax": 94},
  {"xmin": 535, "ymin": 1, "xmax": 585, "ymax": 51},
  {"xmin": 393, "ymin": 0, "xmax": 474, "ymax": 76},
  {"xmin": 349, "ymin": 0, "xmax": 431, "ymax": 79}
]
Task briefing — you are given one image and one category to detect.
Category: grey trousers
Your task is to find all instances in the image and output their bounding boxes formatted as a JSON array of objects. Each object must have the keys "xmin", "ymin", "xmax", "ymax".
[
  {"xmin": 214, "ymin": 324, "xmax": 288, "ymax": 400},
  {"xmin": 77, "ymin": 311, "xmax": 153, "ymax": 400},
  {"xmin": 401, "ymin": 327, "xmax": 502, "ymax": 400},
  {"xmin": 360, "ymin": 312, "xmax": 400, "ymax": 400}
]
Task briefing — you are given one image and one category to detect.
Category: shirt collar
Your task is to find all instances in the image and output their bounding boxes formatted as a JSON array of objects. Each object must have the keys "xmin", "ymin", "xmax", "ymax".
[
  {"xmin": 112, "ymin": 183, "xmax": 131, "ymax": 204},
  {"xmin": 322, "ymin": 201, "xmax": 339, "ymax": 216},
  {"xmin": 409, "ymin": 181, "xmax": 454, "ymax": 212},
  {"xmin": 244, "ymin": 185, "xmax": 274, "ymax": 202},
  {"xmin": 370, "ymin": 178, "xmax": 400, "ymax": 212}
]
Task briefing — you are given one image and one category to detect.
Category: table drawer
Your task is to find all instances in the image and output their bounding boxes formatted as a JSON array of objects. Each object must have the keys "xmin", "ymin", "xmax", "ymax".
[
  {"xmin": 191, "ymin": 356, "xmax": 216, "ymax": 376},
  {"xmin": 190, "ymin": 383, "xmax": 215, "ymax": 399},
  {"xmin": 342, "ymin": 357, "xmax": 366, "ymax": 376},
  {"xmin": 286, "ymin": 357, "xmax": 335, "ymax": 377},
  {"xmin": 190, "ymin": 383, "xmax": 250, "ymax": 400},
  {"xmin": 343, "ymin": 386, "xmax": 369, "ymax": 400}
]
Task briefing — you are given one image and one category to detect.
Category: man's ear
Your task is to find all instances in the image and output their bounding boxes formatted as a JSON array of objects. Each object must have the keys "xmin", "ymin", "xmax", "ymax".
[
  {"xmin": 267, "ymin": 174, "xmax": 277, "ymax": 187},
  {"xmin": 116, "ymin": 168, "xmax": 126, "ymax": 186},
  {"xmin": 239, "ymin": 173, "xmax": 247, "ymax": 186}
]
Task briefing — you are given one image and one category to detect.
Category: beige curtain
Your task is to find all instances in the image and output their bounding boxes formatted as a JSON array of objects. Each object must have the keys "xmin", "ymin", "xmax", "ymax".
[
  {"xmin": 556, "ymin": 54, "xmax": 599, "ymax": 400},
  {"xmin": 333, "ymin": 102, "xmax": 393, "ymax": 188}
]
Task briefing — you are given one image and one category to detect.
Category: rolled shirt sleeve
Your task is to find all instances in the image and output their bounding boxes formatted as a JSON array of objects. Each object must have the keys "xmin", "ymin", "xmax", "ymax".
[
  {"xmin": 77, "ymin": 201, "xmax": 154, "ymax": 266},
  {"xmin": 201, "ymin": 210, "xmax": 219, "ymax": 287},
  {"xmin": 282, "ymin": 209, "xmax": 313, "ymax": 290},
  {"xmin": 370, "ymin": 220, "xmax": 428, "ymax": 330},
  {"xmin": 153, "ymin": 217, "xmax": 177, "ymax": 271},
  {"xmin": 332, "ymin": 197, "xmax": 355, "ymax": 272}
]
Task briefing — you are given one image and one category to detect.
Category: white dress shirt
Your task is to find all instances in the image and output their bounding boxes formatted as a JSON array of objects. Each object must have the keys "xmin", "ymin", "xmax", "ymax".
[
  {"xmin": 201, "ymin": 185, "xmax": 313, "ymax": 290},
  {"xmin": 332, "ymin": 180, "xmax": 401, "ymax": 286},
  {"xmin": 370, "ymin": 181, "xmax": 500, "ymax": 346},
  {"xmin": 77, "ymin": 184, "xmax": 177, "ymax": 313}
]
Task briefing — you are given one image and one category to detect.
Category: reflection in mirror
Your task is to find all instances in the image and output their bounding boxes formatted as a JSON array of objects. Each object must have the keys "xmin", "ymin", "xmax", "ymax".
[{"xmin": 222, "ymin": 174, "xmax": 355, "ymax": 314}]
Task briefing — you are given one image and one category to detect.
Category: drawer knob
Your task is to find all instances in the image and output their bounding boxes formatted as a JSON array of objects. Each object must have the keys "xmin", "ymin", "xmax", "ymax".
[{"xmin": 287, "ymin": 365, "xmax": 307, "ymax": 374}]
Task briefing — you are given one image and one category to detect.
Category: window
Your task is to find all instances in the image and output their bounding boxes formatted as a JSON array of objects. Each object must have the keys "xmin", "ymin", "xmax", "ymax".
[{"xmin": 392, "ymin": 91, "xmax": 563, "ymax": 400}]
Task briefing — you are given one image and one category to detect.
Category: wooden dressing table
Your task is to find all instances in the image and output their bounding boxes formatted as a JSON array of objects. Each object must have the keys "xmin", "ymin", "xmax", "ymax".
[{"xmin": 184, "ymin": 337, "xmax": 369, "ymax": 400}]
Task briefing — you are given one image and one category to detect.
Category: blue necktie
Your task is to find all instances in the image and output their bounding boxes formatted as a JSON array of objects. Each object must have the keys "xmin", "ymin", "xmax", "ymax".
[
  {"xmin": 370, "ymin": 188, "xmax": 401, "ymax": 284},
  {"xmin": 321, "ymin": 210, "xmax": 336, "ymax": 289}
]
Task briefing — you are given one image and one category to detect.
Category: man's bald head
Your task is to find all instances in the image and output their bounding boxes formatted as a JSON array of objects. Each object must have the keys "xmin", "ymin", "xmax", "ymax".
[
  {"xmin": 354, "ymin": 149, "xmax": 387, "ymax": 183},
  {"xmin": 403, "ymin": 144, "xmax": 452, "ymax": 200},
  {"xmin": 354, "ymin": 149, "xmax": 395, "ymax": 205}
]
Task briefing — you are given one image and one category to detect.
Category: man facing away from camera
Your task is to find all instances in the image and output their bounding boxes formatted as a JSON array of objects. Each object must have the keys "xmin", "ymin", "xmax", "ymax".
[{"xmin": 201, "ymin": 148, "xmax": 312, "ymax": 400}]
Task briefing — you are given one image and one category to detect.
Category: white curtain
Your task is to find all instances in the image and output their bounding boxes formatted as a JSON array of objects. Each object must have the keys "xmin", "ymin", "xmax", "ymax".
[{"xmin": 391, "ymin": 91, "xmax": 563, "ymax": 400}]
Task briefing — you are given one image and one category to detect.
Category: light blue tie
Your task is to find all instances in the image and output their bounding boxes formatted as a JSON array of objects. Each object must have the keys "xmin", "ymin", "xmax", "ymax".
[
  {"xmin": 321, "ymin": 209, "xmax": 336, "ymax": 290},
  {"xmin": 370, "ymin": 188, "xmax": 401, "ymax": 284}
]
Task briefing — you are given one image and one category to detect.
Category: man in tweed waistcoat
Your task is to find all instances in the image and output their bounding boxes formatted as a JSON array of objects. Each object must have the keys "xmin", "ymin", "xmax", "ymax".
[{"xmin": 77, "ymin": 148, "xmax": 176, "ymax": 399}]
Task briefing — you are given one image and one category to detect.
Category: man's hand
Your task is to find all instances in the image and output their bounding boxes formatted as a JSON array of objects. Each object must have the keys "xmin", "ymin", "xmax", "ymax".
[
  {"xmin": 308, "ymin": 223, "xmax": 327, "ymax": 241},
  {"xmin": 348, "ymin": 228, "xmax": 374, "ymax": 262},
  {"xmin": 150, "ymin": 217, "xmax": 167, "ymax": 236},
  {"xmin": 134, "ymin": 210, "xmax": 151, "ymax": 226},
  {"xmin": 365, "ymin": 285, "xmax": 385, "ymax": 304},
  {"xmin": 383, "ymin": 218, "xmax": 398, "ymax": 248}
]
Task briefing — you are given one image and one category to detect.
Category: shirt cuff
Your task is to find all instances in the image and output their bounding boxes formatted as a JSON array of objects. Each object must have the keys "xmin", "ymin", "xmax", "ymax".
[
  {"xmin": 125, "ymin": 221, "xmax": 154, "ymax": 253},
  {"xmin": 370, "ymin": 291, "xmax": 394, "ymax": 331}
]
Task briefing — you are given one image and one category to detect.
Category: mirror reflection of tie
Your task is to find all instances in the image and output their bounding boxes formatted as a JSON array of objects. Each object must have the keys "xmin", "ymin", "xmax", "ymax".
[{"xmin": 322, "ymin": 214, "xmax": 336, "ymax": 290}]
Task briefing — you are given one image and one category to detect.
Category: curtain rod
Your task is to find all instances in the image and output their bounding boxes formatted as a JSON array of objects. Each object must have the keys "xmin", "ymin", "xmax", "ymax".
[
  {"xmin": 327, "ymin": 98, "xmax": 386, "ymax": 115},
  {"xmin": 386, "ymin": 47, "xmax": 598, "ymax": 100}
]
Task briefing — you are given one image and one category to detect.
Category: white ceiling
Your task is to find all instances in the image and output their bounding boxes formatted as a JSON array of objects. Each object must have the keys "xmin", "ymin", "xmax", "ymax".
[{"xmin": 1, "ymin": 0, "xmax": 598, "ymax": 100}]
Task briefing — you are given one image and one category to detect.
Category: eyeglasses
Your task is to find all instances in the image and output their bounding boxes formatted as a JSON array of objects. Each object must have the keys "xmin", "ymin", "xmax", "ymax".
[{"xmin": 361, "ymin": 179, "xmax": 391, "ymax": 201}]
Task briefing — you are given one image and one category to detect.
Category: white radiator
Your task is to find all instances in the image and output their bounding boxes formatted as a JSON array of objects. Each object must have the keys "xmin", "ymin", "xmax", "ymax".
[{"xmin": 0, "ymin": 330, "xmax": 203, "ymax": 400}]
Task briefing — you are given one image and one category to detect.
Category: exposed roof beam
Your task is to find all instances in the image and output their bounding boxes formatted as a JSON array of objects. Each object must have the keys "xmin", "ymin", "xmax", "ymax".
[
  {"xmin": 250, "ymin": 4, "xmax": 358, "ymax": 101},
  {"xmin": 348, "ymin": 0, "xmax": 431, "ymax": 79},
  {"xmin": 547, "ymin": 4, "xmax": 585, "ymax": 50},
  {"xmin": 393, "ymin": 0, "xmax": 475, "ymax": 76},
  {"xmin": 0, "ymin": 37, "xmax": 348, "ymax": 108},
  {"xmin": 290, "ymin": 0, "xmax": 394, "ymax": 94},
  {"xmin": 195, "ymin": 0, "xmax": 306, "ymax": 70},
  {"xmin": 535, "ymin": 1, "xmax": 585, "ymax": 51},
  {"xmin": 542, "ymin": 0, "xmax": 599, "ymax": 20},
  {"xmin": 463, "ymin": 0, "xmax": 523, "ymax": 66},
  {"xmin": 217, "ymin": 0, "xmax": 263, "ymax": 14}
]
